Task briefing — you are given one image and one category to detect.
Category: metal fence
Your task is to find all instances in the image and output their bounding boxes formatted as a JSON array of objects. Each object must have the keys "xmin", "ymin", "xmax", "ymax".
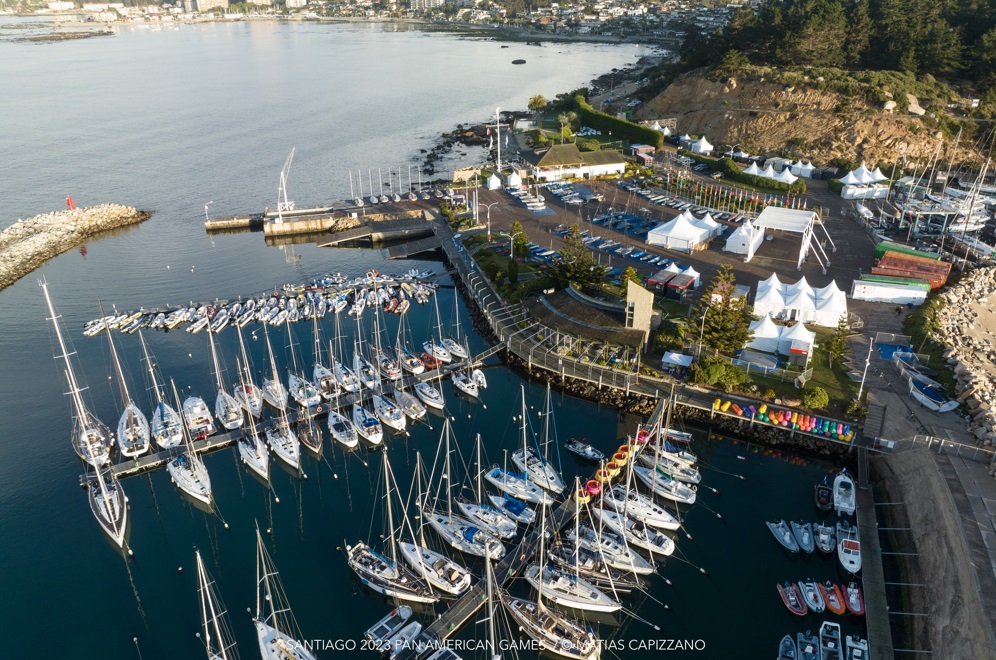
[{"xmin": 908, "ymin": 434, "xmax": 996, "ymax": 465}]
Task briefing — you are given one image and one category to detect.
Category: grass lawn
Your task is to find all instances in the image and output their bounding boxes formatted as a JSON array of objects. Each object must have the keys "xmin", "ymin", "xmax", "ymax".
[
  {"xmin": 657, "ymin": 298, "xmax": 691, "ymax": 319},
  {"xmin": 474, "ymin": 248, "xmax": 538, "ymax": 276}
]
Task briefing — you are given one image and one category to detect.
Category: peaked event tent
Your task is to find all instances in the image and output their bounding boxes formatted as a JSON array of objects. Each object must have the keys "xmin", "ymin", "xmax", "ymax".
[
  {"xmin": 680, "ymin": 265, "xmax": 701, "ymax": 287},
  {"xmin": 777, "ymin": 321, "xmax": 816, "ymax": 356},
  {"xmin": 691, "ymin": 212, "xmax": 722, "ymax": 237},
  {"xmin": 645, "ymin": 214, "xmax": 711, "ymax": 251},
  {"xmin": 487, "ymin": 174, "xmax": 502, "ymax": 190},
  {"xmin": 724, "ymin": 219, "xmax": 765, "ymax": 256},
  {"xmin": 747, "ymin": 315, "xmax": 781, "ymax": 353},
  {"xmin": 745, "ymin": 162, "xmax": 762, "ymax": 176},
  {"xmin": 760, "ymin": 164, "xmax": 777, "ymax": 179},
  {"xmin": 776, "ymin": 169, "xmax": 799, "ymax": 184},
  {"xmin": 507, "ymin": 170, "xmax": 522, "ymax": 187},
  {"xmin": 690, "ymin": 136, "xmax": 714, "ymax": 154},
  {"xmin": 752, "ymin": 274, "xmax": 847, "ymax": 327}
]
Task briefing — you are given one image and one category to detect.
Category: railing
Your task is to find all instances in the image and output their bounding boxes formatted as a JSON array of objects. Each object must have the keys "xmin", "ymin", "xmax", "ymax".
[{"xmin": 908, "ymin": 434, "xmax": 996, "ymax": 465}]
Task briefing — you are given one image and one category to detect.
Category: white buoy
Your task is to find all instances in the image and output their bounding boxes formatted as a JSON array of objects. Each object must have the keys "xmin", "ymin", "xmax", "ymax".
[
  {"xmin": 333, "ymin": 473, "xmax": 338, "ymax": 479},
  {"xmin": 275, "ymin": 497, "xmax": 280, "ymax": 503},
  {"xmin": 178, "ymin": 566, "xmax": 183, "ymax": 572},
  {"xmin": 128, "ymin": 548, "xmax": 134, "ymax": 556}
]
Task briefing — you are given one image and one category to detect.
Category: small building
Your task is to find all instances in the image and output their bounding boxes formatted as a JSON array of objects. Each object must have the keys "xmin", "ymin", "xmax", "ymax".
[
  {"xmin": 665, "ymin": 273, "xmax": 696, "ymax": 301},
  {"xmin": 630, "ymin": 144, "xmax": 655, "ymax": 157}
]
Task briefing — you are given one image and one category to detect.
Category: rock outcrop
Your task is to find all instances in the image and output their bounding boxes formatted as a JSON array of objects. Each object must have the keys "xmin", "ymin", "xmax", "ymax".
[{"xmin": 0, "ymin": 204, "xmax": 152, "ymax": 291}]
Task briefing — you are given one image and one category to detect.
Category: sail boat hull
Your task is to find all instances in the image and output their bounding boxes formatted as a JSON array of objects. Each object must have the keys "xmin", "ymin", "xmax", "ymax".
[
  {"xmin": 353, "ymin": 404, "xmax": 384, "ymax": 445},
  {"xmin": 393, "ymin": 389, "xmax": 426, "ymax": 420},
  {"xmin": 524, "ymin": 564, "xmax": 622, "ymax": 613},
  {"xmin": 152, "ymin": 401, "xmax": 184, "ymax": 449},
  {"xmin": 265, "ymin": 424, "xmax": 301, "ymax": 470},
  {"xmin": 414, "ymin": 382, "xmax": 445, "ymax": 410},
  {"xmin": 238, "ymin": 434, "xmax": 270, "ymax": 481},
  {"xmin": 215, "ymin": 390, "xmax": 245, "ymax": 431},
  {"xmin": 75, "ymin": 413, "xmax": 113, "ymax": 467},
  {"xmin": 327, "ymin": 410, "xmax": 358, "ymax": 448},
  {"xmin": 346, "ymin": 542, "xmax": 438, "ymax": 603},
  {"xmin": 87, "ymin": 471, "xmax": 128, "ymax": 548},
  {"xmin": 398, "ymin": 542, "xmax": 472, "ymax": 596},
  {"xmin": 117, "ymin": 403, "xmax": 151, "ymax": 458},
  {"xmin": 501, "ymin": 593, "xmax": 600, "ymax": 660},
  {"xmin": 234, "ymin": 382, "xmax": 264, "ymax": 418},
  {"xmin": 255, "ymin": 620, "xmax": 317, "ymax": 660},
  {"xmin": 166, "ymin": 453, "xmax": 213, "ymax": 505}
]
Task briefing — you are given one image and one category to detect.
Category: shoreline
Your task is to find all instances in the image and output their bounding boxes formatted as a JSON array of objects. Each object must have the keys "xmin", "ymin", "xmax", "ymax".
[{"xmin": 0, "ymin": 204, "xmax": 152, "ymax": 291}]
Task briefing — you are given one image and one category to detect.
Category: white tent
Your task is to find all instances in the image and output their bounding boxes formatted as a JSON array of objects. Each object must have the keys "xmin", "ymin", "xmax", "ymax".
[
  {"xmin": 815, "ymin": 281, "xmax": 843, "ymax": 300},
  {"xmin": 744, "ymin": 162, "xmax": 762, "ymax": 176},
  {"xmin": 734, "ymin": 150, "xmax": 750, "ymax": 160},
  {"xmin": 798, "ymin": 161, "xmax": 815, "ymax": 178},
  {"xmin": 679, "ymin": 134, "xmax": 691, "ymax": 141},
  {"xmin": 724, "ymin": 219, "xmax": 765, "ymax": 257},
  {"xmin": 690, "ymin": 136, "xmax": 713, "ymax": 154},
  {"xmin": 760, "ymin": 164, "xmax": 776, "ymax": 179},
  {"xmin": 692, "ymin": 212, "xmax": 722, "ymax": 237},
  {"xmin": 664, "ymin": 261, "xmax": 681, "ymax": 274},
  {"xmin": 869, "ymin": 167, "xmax": 888, "ymax": 182},
  {"xmin": 680, "ymin": 265, "xmax": 701, "ymax": 288},
  {"xmin": 789, "ymin": 160, "xmax": 805, "ymax": 176},
  {"xmin": 747, "ymin": 315, "xmax": 781, "ymax": 354},
  {"xmin": 777, "ymin": 321, "xmax": 816, "ymax": 356},
  {"xmin": 784, "ymin": 288, "xmax": 817, "ymax": 322},
  {"xmin": 487, "ymin": 174, "xmax": 502, "ymax": 190},
  {"xmin": 853, "ymin": 163, "xmax": 875, "ymax": 184},
  {"xmin": 839, "ymin": 170, "xmax": 862, "ymax": 185},
  {"xmin": 784, "ymin": 275, "xmax": 814, "ymax": 300},
  {"xmin": 753, "ymin": 285, "xmax": 786, "ymax": 319},
  {"xmin": 507, "ymin": 170, "xmax": 522, "ymax": 187},
  {"xmin": 645, "ymin": 215, "xmax": 710, "ymax": 251},
  {"xmin": 757, "ymin": 272, "xmax": 782, "ymax": 294},
  {"xmin": 661, "ymin": 125, "xmax": 672, "ymax": 136},
  {"xmin": 814, "ymin": 290, "xmax": 848, "ymax": 327},
  {"xmin": 776, "ymin": 169, "xmax": 799, "ymax": 184}
]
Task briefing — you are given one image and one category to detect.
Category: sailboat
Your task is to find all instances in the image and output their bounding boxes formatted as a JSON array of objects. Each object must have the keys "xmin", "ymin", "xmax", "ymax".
[
  {"xmin": 42, "ymin": 279, "xmax": 112, "ymax": 467},
  {"xmin": 260, "ymin": 325, "xmax": 289, "ymax": 412},
  {"xmin": 602, "ymin": 484, "xmax": 681, "ymax": 530},
  {"xmin": 371, "ymin": 303, "xmax": 402, "ymax": 382},
  {"xmin": 422, "ymin": 293, "xmax": 453, "ymax": 364},
  {"xmin": 195, "ymin": 549, "xmax": 239, "ymax": 660},
  {"xmin": 425, "ymin": 420, "xmax": 505, "ymax": 560},
  {"xmin": 235, "ymin": 360, "xmax": 269, "ymax": 482},
  {"xmin": 99, "ymin": 299, "xmax": 150, "ymax": 458},
  {"xmin": 138, "ymin": 331, "xmax": 183, "ymax": 449},
  {"xmin": 82, "ymin": 434, "xmax": 129, "ymax": 548},
  {"xmin": 232, "ymin": 327, "xmax": 264, "ymax": 418},
  {"xmin": 265, "ymin": 399, "xmax": 301, "ymax": 471},
  {"xmin": 346, "ymin": 452, "xmax": 438, "ymax": 603},
  {"xmin": 414, "ymin": 378, "xmax": 445, "ymax": 411},
  {"xmin": 286, "ymin": 326, "xmax": 322, "ymax": 409},
  {"xmin": 590, "ymin": 507, "xmax": 675, "ymax": 557},
  {"xmin": 500, "ymin": 496, "xmax": 601, "ymax": 660},
  {"xmin": 451, "ymin": 368, "xmax": 479, "ymax": 399},
  {"xmin": 209, "ymin": 328, "xmax": 244, "ymax": 431},
  {"xmin": 456, "ymin": 434, "xmax": 519, "ymax": 540},
  {"xmin": 168, "ymin": 380, "xmax": 213, "ymax": 506},
  {"xmin": 567, "ymin": 522, "xmax": 655, "ymax": 576},
  {"xmin": 397, "ymin": 344, "xmax": 425, "ymax": 375},
  {"xmin": 311, "ymin": 317, "xmax": 338, "ymax": 401},
  {"xmin": 327, "ymin": 408, "xmax": 358, "ymax": 449},
  {"xmin": 398, "ymin": 453, "xmax": 473, "ymax": 597},
  {"xmin": 183, "ymin": 391, "xmax": 217, "ymax": 440},
  {"xmin": 253, "ymin": 527, "xmax": 317, "ymax": 659},
  {"xmin": 511, "ymin": 385, "xmax": 565, "ymax": 494},
  {"xmin": 351, "ymin": 348, "xmax": 384, "ymax": 446},
  {"xmin": 370, "ymin": 314, "xmax": 406, "ymax": 432},
  {"xmin": 330, "ymin": 311, "xmax": 360, "ymax": 394},
  {"xmin": 440, "ymin": 292, "xmax": 469, "ymax": 360}
]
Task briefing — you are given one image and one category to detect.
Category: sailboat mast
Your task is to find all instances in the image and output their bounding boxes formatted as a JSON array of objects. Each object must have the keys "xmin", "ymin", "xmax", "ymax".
[
  {"xmin": 476, "ymin": 433, "xmax": 483, "ymax": 502},
  {"xmin": 444, "ymin": 419, "xmax": 453, "ymax": 519},
  {"xmin": 236, "ymin": 326, "xmax": 253, "ymax": 385},
  {"xmin": 197, "ymin": 550, "xmax": 227, "ymax": 660},
  {"xmin": 98, "ymin": 297, "xmax": 131, "ymax": 405},
  {"xmin": 383, "ymin": 452, "xmax": 399, "ymax": 564},
  {"xmin": 208, "ymin": 327, "xmax": 225, "ymax": 392},
  {"xmin": 139, "ymin": 331, "xmax": 165, "ymax": 404},
  {"xmin": 41, "ymin": 280, "xmax": 89, "ymax": 421}
]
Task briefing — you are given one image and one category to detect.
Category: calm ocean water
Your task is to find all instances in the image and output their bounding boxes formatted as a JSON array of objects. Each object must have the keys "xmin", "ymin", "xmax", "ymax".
[{"xmin": 0, "ymin": 20, "xmax": 860, "ymax": 658}]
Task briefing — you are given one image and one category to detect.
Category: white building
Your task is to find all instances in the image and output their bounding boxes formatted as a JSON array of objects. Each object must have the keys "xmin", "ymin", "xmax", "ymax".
[{"xmin": 528, "ymin": 143, "xmax": 626, "ymax": 182}]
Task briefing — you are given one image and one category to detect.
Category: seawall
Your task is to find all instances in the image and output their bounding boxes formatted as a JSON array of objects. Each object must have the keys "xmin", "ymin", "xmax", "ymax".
[{"xmin": 0, "ymin": 204, "xmax": 152, "ymax": 291}]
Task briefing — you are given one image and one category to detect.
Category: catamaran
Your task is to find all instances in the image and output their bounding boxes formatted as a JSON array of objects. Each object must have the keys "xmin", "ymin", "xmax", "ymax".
[
  {"xmin": 42, "ymin": 279, "xmax": 113, "ymax": 467},
  {"xmin": 168, "ymin": 381, "xmax": 213, "ymax": 506},
  {"xmin": 138, "ymin": 331, "xmax": 184, "ymax": 449},
  {"xmin": 208, "ymin": 328, "xmax": 244, "ymax": 431},
  {"xmin": 253, "ymin": 527, "xmax": 317, "ymax": 659},
  {"xmin": 232, "ymin": 327, "xmax": 264, "ymax": 418},
  {"xmin": 195, "ymin": 549, "xmax": 239, "ymax": 660},
  {"xmin": 99, "ymin": 299, "xmax": 151, "ymax": 458}
]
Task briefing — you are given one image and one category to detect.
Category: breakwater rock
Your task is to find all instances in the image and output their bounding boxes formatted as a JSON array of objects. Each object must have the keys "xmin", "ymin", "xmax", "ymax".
[{"xmin": 0, "ymin": 204, "xmax": 152, "ymax": 291}]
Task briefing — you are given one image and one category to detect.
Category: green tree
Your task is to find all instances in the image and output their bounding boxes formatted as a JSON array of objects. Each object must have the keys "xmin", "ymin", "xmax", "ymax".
[
  {"xmin": 507, "ymin": 257, "xmax": 520, "ymax": 285},
  {"xmin": 826, "ymin": 315, "xmax": 850, "ymax": 367},
  {"xmin": 509, "ymin": 221, "xmax": 529, "ymax": 259},
  {"xmin": 693, "ymin": 264, "xmax": 754, "ymax": 356},
  {"xmin": 653, "ymin": 319, "xmax": 685, "ymax": 352},
  {"xmin": 554, "ymin": 224, "xmax": 606, "ymax": 287},
  {"xmin": 803, "ymin": 386, "xmax": 830, "ymax": 410},
  {"xmin": 557, "ymin": 111, "xmax": 578, "ymax": 142},
  {"xmin": 528, "ymin": 95, "xmax": 548, "ymax": 116},
  {"xmin": 622, "ymin": 266, "xmax": 641, "ymax": 285}
]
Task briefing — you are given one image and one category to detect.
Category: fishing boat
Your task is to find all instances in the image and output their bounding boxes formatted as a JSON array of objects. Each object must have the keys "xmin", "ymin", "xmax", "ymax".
[
  {"xmin": 208, "ymin": 328, "xmax": 244, "ymax": 431},
  {"xmin": 183, "ymin": 395, "xmax": 216, "ymax": 439},
  {"xmin": 602, "ymin": 485, "xmax": 681, "ymax": 530},
  {"xmin": 260, "ymin": 326, "xmax": 289, "ymax": 412},
  {"xmin": 767, "ymin": 520, "xmax": 800, "ymax": 553},
  {"xmin": 195, "ymin": 549, "xmax": 239, "ymax": 660},
  {"xmin": 42, "ymin": 280, "xmax": 113, "ymax": 467},
  {"xmin": 524, "ymin": 564, "xmax": 622, "ymax": 613},
  {"xmin": 798, "ymin": 580, "xmax": 825, "ymax": 614},
  {"xmin": 815, "ymin": 475, "xmax": 833, "ymax": 511},
  {"xmin": 327, "ymin": 409, "xmax": 358, "ymax": 449},
  {"xmin": 364, "ymin": 605, "xmax": 413, "ymax": 648},
  {"xmin": 632, "ymin": 464, "xmax": 697, "ymax": 505},
  {"xmin": 414, "ymin": 381, "xmax": 445, "ymax": 410},
  {"xmin": 833, "ymin": 469, "xmax": 856, "ymax": 517},
  {"xmin": 373, "ymin": 393, "xmax": 407, "ymax": 432},
  {"xmin": 253, "ymin": 527, "xmax": 317, "ymax": 659},
  {"xmin": 778, "ymin": 634, "xmax": 797, "ymax": 660},
  {"xmin": 564, "ymin": 437, "xmax": 604, "ymax": 462},
  {"xmin": 777, "ymin": 581, "xmax": 808, "ymax": 616},
  {"xmin": 814, "ymin": 521, "xmax": 836, "ymax": 554},
  {"xmin": 346, "ymin": 453, "xmax": 438, "ymax": 603},
  {"xmin": 845, "ymin": 635, "xmax": 868, "ymax": 659},
  {"xmin": 451, "ymin": 370, "xmax": 479, "ymax": 398},
  {"xmin": 797, "ymin": 630, "xmax": 819, "ymax": 660},
  {"xmin": 837, "ymin": 521, "xmax": 862, "ymax": 574},
  {"xmin": 568, "ymin": 523, "xmax": 654, "ymax": 575},
  {"xmin": 590, "ymin": 507, "xmax": 675, "ymax": 557},
  {"xmin": 819, "ymin": 621, "xmax": 843, "ymax": 660},
  {"xmin": 168, "ymin": 382, "xmax": 213, "ymax": 506},
  {"xmin": 486, "ymin": 494, "xmax": 536, "ymax": 526},
  {"xmin": 791, "ymin": 521, "xmax": 815, "ymax": 553},
  {"xmin": 820, "ymin": 581, "xmax": 846, "ymax": 615},
  {"xmin": 233, "ymin": 327, "xmax": 264, "ymax": 418},
  {"xmin": 845, "ymin": 582, "xmax": 865, "ymax": 616}
]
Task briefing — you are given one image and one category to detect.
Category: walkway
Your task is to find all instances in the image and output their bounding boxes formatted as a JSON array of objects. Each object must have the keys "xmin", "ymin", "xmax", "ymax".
[{"xmin": 856, "ymin": 487, "xmax": 895, "ymax": 660}]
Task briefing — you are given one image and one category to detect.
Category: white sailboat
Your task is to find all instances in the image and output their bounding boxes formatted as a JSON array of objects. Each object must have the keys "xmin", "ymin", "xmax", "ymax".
[
  {"xmin": 486, "ymin": 493, "xmax": 536, "ymax": 526},
  {"xmin": 265, "ymin": 408, "xmax": 301, "ymax": 471},
  {"xmin": 451, "ymin": 370, "xmax": 479, "ymax": 399},
  {"xmin": 414, "ymin": 379, "xmax": 445, "ymax": 410},
  {"xmin": 286, "ymin": 326, "xmax": 322, "ymax": 409},
  {"xmin": 99, "ymin": 299, "xmax": 151, "ymax": 458},
  {"xmin": 236, "ymin": 361, "xmax": 269, "ymax": 482},
  {"xmin": 441, "ymin": 292, "xmax": 469, "ymax": 359},
  {"xmin": 327, "ymin": 409, "xmax": 358, "ymax": 449},
  {"xmin": 139, "ymin": 331, "xmax": 184, "ymax": 449},
  {"xmin": 590, "ymin": 507, "xmax": 675, "ymax": 557},
  {"xmin": 424, "ymin": 292, "xmax": 454, "ymax": 363},
  {"xmin": 392, "ymin": 375, "xmax": 426, "ymax": 422},
  {"xmin": 331, "ymin": 312, "xmax": 360, "ymax": 393},
  {"xmin": 195, "ymin": 549, "xmax": 239, "ymax": 660},
  {"xmin": 232, "ymin": 327, "xmax": 263, "ymax": 418},
  {"xmin": 261, "ymin": 325, "xmax": 289, "ymax": 412},
  {"xmin": 632, "ymin": 464, "xmax": 697, "ymax": 505},
  {"xmin": 511, "ymin": 385, "xmax": 565, "ymax": 494},
  {"xmin": 523, "ymin": 563, "xmax": 621, "ymax": 613},
  {"xmin": 352, "ymin": 352, "xmax": 384, "ymax": 445},
  {"xmin": 456, "ymin": 434, "xmax": 519, "ymax": 540},
  {"xmin": 253, "ymin": 527, "xmax": 317, "ymax": 660},
  {"xmin": 397, "ymin": 344, "xmax": 425, "ymax": 375},
  {"xmin": 209, "ymin": 328, "xmax": 244, "ymax": 431},
  {"xmin": 567, "ymin": 522, "xmax": 655, "ymax": 576},
  {"xmin": 83, "ymin": 434, "xmax": 129, "ymax": 549},
  {"xmin": 371, "ymin": 303, "xmax": 402, "ymax": 382},
  {"xmin": 42, "ymin": 279, "xmax": 113, "ymax": 467},
  {"xmin": 168, "ymin": 380, "xmax": 213, "ymax": 506},
  {"xmin": 311, "ymin": 317, "xmax": 338, "ymax": 401},
  {"xmin": 602, "ymin": 484, "xmax": 681, "ymax": 531},
  {"xmin": 346, "ymin": 452, "xmax": 438, "ymax": 603}
]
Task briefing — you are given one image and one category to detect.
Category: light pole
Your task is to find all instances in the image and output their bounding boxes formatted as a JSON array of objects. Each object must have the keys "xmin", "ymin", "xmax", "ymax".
[
  {"xmin": 509, "ymin": 230, "xmax": 525, "ymax": 261},
  {"xmin": 696, "ymin": 305, "xmax": 709, "ymax": 360},
  {"xmin": 204, "ymin": 201, "xmax": 213, "ymax": 222},
  {"xmin": 481, "ymin": 201, "xmax": 500, "ymax": 241}
]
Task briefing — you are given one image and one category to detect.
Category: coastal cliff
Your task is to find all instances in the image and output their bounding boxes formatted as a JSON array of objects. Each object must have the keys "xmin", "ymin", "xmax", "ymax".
[{"xmin": 0, "ymin": 204, "xmax": 152, "ymax": 291}]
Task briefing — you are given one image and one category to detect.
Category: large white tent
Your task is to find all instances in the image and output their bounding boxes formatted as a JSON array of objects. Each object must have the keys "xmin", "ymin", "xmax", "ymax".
[
  {"xmin": 691, "ymin": 212, "xmax": 722, "ymax": 237},
  {"xmin": 777, "ymin": 321, "xmax": 816, "ymax": 356},
  {"xmin": 753, "ymin": 274, "xmax": 847, "ymax": 327},
  {"xmin": 775, "ymin": 168, "xmax": 799, "ymax": 184},
  {"xmin": 839, "ymin": 162, "xmax": 889, "ymax": 200},
  {"xmin": 744, "ymin": 162, "xmax": 762, "ymax": 176},
  {"xmin": 487, "ymin": 174, "xmax": 502, "ymax": 190},
  {"xmin": 754, "ymin": 284, "xmax": 786, "ymax": 319},
  {"xmin": 839, "ymin": 171, "xmax": 862, "ymax": 185},
  {"xmin": 790, "ymin": 161, "xmax": 815, "ymax": 178},
  {"xmin": 784, "ymin": 288, "xmax": 816, "ymax": 321},
  {"xmin": 751, "ymin": 206, "xmax": 836, "ymax": 271},
  {"xmin": 760, "ymin": 164, "xmax": 776, "ymax": 179},
  {"xmin": 645, "ymin": 214, "xmax": 711, "ymax": 251},
  {"xmin": 507, "ymin": 170, "xmax": 522, "ymax": 187},
  {"xmin": 690, "ymin": 136, "xmax": 713, "ymax": 154},
  {"xmin": 724, "ymin": 219, "xmax": 765, "ymax": 256},
  {"xmin": 747, "ymin": 315, "xmax": 781, "ymax": 353}
]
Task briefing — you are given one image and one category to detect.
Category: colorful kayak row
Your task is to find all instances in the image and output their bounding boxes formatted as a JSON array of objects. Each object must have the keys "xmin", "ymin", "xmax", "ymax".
[{"xmin": 713, "ymin": 399, "xmax": 856, "ymax": 443}]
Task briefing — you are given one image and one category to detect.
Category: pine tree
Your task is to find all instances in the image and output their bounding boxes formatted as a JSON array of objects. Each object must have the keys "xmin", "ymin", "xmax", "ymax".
[
  {"xmin": 826, "ymin": 314, "xmax": 850, "ymax": 367},
  {"xmin": 693, "ymin": 264, "xmax": 754, "ymax": 357},
  {"xmin": 555, "ymin": 224, "xmax": 605, "ymax": 287},
  {"xmin": 622, "ymin": 267, "xmax": 641, "ymax": 285}
]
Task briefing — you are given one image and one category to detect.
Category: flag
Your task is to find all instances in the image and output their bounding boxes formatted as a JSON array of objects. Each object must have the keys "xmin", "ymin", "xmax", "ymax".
[
  {"xmin": 487, "ymin": 127, "xmax": 491, "ymax": 135},
  {"xmin": 489, "ymin": 136, "xmax": 493, "ymax": 151}
]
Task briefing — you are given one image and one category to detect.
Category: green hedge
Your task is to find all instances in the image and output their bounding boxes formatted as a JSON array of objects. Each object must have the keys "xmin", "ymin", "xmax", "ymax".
[
  {"xmin": 827, "ymin": 178, "xmax": 843, "ymax": 195},
  {"xmin": 573, "ymin": 95, "xmax": 664, "ymax": 149},
  {"xmin": 679, "ymin": 151, "xmax": 807, "ymax": 194}
]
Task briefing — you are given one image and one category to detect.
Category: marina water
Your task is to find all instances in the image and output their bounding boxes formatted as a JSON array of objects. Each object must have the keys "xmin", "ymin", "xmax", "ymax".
[{"xmin": 0, "ymin": 21, "xmax": 863, "ymax": 657}]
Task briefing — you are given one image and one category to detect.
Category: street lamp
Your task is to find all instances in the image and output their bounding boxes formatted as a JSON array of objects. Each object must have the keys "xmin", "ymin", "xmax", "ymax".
[
  {"xmin": 481, "ymin": 201, "xmax": 500, "ymax": 241},
  {"xmin": 204, "ymin": 201, "xmax": 214, "ymax": 222},
  {"xmin": 696, "ymin": 305, "xmax": 709, "ymax": 360},
  {"xmin": 509, "ymin": 230, "xmax": 525, "ymax": 261}
]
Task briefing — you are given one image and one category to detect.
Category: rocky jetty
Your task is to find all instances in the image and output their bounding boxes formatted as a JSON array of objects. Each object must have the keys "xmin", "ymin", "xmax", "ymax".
[
  {"xmin": 932, "ymin": 266, "xmax": 996, "ymax": 446},
  {"xmin": 0, "ymin": 204, "xmax": 152, "ymax": 291}
]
